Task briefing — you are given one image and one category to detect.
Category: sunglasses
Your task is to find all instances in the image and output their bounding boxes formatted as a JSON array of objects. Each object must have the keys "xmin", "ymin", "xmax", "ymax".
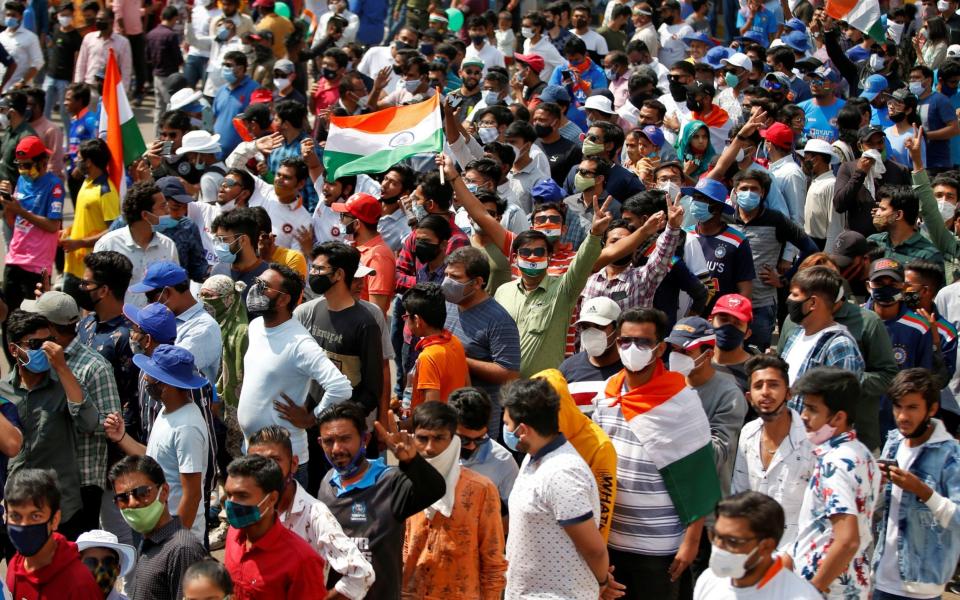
[
  {"xmin": 616, "ymin": 336, "xmax": 656, "ymax": 350},
  {"xmin": 458, "ymin": 432, "xmax": 489, "ymax": 446},
  {"xmin": 577, "ymin": 168, "xmax": 598, "ymax": 177},
  {"xmin": 82, "ymin": 555, "xmax": 119, "ymax": 570},
  {"xmin": 16, "ymin": 337, "xmax": 54, "ymax": 351},
  {"xmin": 533, "ymin": 214, "xmax": 563, "ymax": 225},
  {"xmin": 113, "ymin": 484, "xmax": 157, "ymax": 505},
  {"xmin": 254, "ymin": 278, "xmax": 286, "ymax": 296},
  {"xmin": 518, "ymin": 247, "xmax": 548, "ymax": 258},
  {"xmin": 220, "ymin": 178, "xmax": 240, "ymax": 188}
]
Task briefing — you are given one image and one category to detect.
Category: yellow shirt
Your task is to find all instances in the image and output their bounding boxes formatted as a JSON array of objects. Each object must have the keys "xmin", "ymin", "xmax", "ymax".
[
  {"xmin": 258, "ymin": 13, "xmax": 294, "ymax": 59},
  {"xmin": 271, "ymin": 245, "xmax": 307, "ymax": 279},
  {"xmin": 64, "ymin": 176, "xmax": 119, "ymax": 278}
]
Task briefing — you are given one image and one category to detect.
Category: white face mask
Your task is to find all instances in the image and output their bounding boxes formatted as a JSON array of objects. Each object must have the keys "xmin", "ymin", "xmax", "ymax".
[
  {"xmin": 735, "ymin": 147, "xmax": 745, "ymax": 162},
  {"xmin": 521, "ymin": 27, "xmax": 535, "ymax": 38},
  {"xmin": 581, "ymin": 328, "xmax": 612, "ymax": 357},
  {"xmin": 709, "ymin": 545, "xmax": 758, "ymax": 579},
  {"xmin": 939, "ymin": 0, "xmax": 951, "ymax": 12},
  {"xmin": 869, "ymin": 53, "xmax": 885, "ymax": 72},
  {"xmin": 57, "ymin": 15, "xmax": 72, "ymax": 28},
  {"xmin": 939, "ymin": 199, "xmax": 957, "ymax": 221},
  {"xmin": 478, "ymin": 126, "xmax": 499, "ymax": 143},
  {"xmin": 274, "ymin": 77, "xmax": 291, "ymax": 91},
  {"xmin": 618, "ymin": 343, "xmax": 654, "ymax": 372},
  {"xmin": 657, "ymin": 181, "xmax": 681, "ymax": 202},
  {"xmin": 668, "ymin": 352, "xmax": 696, "ymax": 376}
]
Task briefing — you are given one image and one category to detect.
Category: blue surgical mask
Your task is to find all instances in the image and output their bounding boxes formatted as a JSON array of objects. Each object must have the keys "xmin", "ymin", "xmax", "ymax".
[
  {"xmin": 412, "ymin": 201, "xmax": 428, "ymax": 221},
  {"xmin": 404, "ymin": 79, "xmax": 421, "ymax": 93},
  {"xmin": 222, "ymin": 66, "xmax": 238, "ymax": 84},
  {"xmin": 4, "ymin": 17, "xmax": 19, "ymax": 29},
  {"xmin": 214, "ymin": 240, "xmax": 239, "ymax": 264},
  {"xmin": 735, "ymin": 190, "xmax": 761, "ymax": 211},
  {"xmin": 724, "ymin": 72, "xmax": 739, "ymax": 88},
  {"xmin": 465, "ymin": 182, "xmax": 481, "ymax": 194},
  {"xmin": 216, "ymin": 26, "xmax": 230, "ymax": 42},
  {"xmin": 18, "ymin": 347, "xmax": 50, "ymax": 374},
  {"xmin": 604, "ymin": 68, "xmax": 618, "ymax": 82},
  {"xmin": 690, "ymin": 200, "xmax": 714, "ymax": 223},
  {"xmin": 154, "ymin": 215, "xmax": 179, "ymax": 231},
  {"xmin": 503, "ymin": 424, "xmax": 521, "ymax": 451},
  {"xmin": 909, "ymin": 81, "xmax": 925, "ymax": 96},
  {"xmin": 482, "ymin": 90, "xmax": 500, "ymax": 106}
]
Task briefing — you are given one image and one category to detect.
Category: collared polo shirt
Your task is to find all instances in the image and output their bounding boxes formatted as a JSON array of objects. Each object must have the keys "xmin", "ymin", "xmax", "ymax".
[
  {"xmin": 225, "ymin": 517, "xmax": 328, "ymax": 599},
  {"xmin": 175, "ymin": 301, "xmax": 222, "ymax": 385},
  {"xmin": 93, "ymin": 226, "xmax": 180, "ymax": 307},
  {"xmin": 130, "ymin": 516, "xmax": 207, "ymax": 600},
  {"xmin": 868, "ymin": 230, "xmax": 946, "ymax": 270}
]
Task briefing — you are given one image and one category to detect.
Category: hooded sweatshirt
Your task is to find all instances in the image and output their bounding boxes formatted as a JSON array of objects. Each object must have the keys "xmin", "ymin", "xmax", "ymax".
[
  {"xmin": 535, "ymin": 368, "xmax": 618, "ymax": 541},
  {"xmin": 6, "ymin": 533, "xmax": 102, "ymax": 600}
]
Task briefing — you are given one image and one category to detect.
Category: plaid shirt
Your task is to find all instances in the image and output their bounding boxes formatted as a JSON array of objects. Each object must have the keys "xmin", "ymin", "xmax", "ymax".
[
  {"xmin": 395, "ymin": 215, "xmax": 470, "ymax": 293},
  {"xmin": 782, "ymin": 325, "xmax": 865, "ymax": 412},
  {"xmin": 65, "ymin": 336, "xmax": 121, "ymax": 488}
]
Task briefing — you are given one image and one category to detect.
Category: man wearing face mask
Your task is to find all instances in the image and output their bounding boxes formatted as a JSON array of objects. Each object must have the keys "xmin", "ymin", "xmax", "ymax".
[
  {"xmin": 270, "ymin": 57, "xmax": 305, "ymax": 106},
  {"xmin": 4, "ymin": 470, "xmax": 102, "ymax": 599},
  {"xmin": 665, "ymin": 318, "xmax": 746, "ymax": 499},
  {"xmin": 731, "ymin": 355, "xmax": 814, "ymax": 553},
  {"xmin": 211, "ymin": 50, "xmax": 258, "ymax": 159},
  {"xmin": 104, "ymin": 343, "xmax": 211, "ymax": 542},
  {"xmin": 694, "ymin": 491, "xmax": 822, "ymax": 599},
  {"xmin": 369, "ymin": 54, "xmax": 432, "ymax": 110},
  {"xmin": 592, "ymin": 308, "xmax": 720, "ymax": 598},
  {"xmin": 868, "ymin": 185, "xmax": 945, "ymax": 268},
  {"xmin": 908, "ymin": 65, "xmax": 960, "ymax": 176},
  {"xmin": 221, "ymin": 454, "xmax": 327, "ymax": 599},
  {"xmin": 560, "ymin": 297, "xmax": 625, "ymax": 406},
  {"xmin": 708, "ymin": 294, "xmax": 754, "ymax": 392},
  {"xmin": 331, "ymin": 193, "xmax": 394, "ymax": 309},
  {"xmin": 791, "ymin": 367, "xmax": 879, "ymax": 599},
  {"xmin": 520, "ymin": 15, "xmax": 563, "ymax": 83},
  {"xmin": 2, "ymin": 310, "xmax": 99, "ymax": 540},
  {"xmin": 375, "ymin": 165, "xmax": 414, "ymax": 253},
  {"xmin": 800, "ymin": 139, "xmax": 838, "ymax": 250},
  {"xmin": 312, "ymin": 48, "xmax": 347, "ymax": 112},
  {"xmin": 74, "ymin": 8, "xmax": 132, "ymax": 94},
  {"xmin": 173, "ymin": 130, "xmax": 226, "ymax": 206},
  {"xmin": 463, "ymin": 15, "xmax": 506, "ymax": 73},
  {"xmin": 93, "ymin": 182, "xmax": 179, "ymax": 309},
  {"xmin": 247, "ymin": 426, "xmax": 375, "ymax": 600},
  {"xmin": 0, "ymin": 2, "xmax": 41, "ymax": 92},
  {"xmin": 450, "ymin": 387, "xmax": 519, "ymax": 506},
  {"xmin": 76, "ymin": 529, "xmax": 136, "ymax": 600}
]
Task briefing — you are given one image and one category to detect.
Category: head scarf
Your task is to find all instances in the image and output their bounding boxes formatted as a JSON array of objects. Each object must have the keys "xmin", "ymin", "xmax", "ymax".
[
  {"xmin": 674, "ymin": 120, "xmax": 716, "ymax": 180},
  {"xmin": 200, "ymin": 275, "xmax": 249, "ymax": 407}
]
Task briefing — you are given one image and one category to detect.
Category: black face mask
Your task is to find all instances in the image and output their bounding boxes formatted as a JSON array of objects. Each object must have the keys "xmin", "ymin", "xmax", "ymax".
[
  {"xmin": 630, "ymin": 92, "xmax": 647, "ymax": 109},
  {"xmin": 309, "ymin": 273, "xmax": 334, "ymax": 295},
  {"xmin": 544, "ymin": 19, "xmax": 555, "ymax": 29},
  {"xmin": 714, "ymin": 323, "xmax": 746, "ymax": 351},
  {"xmin": 177, "ymin": 158, "xmax": 202, "ymax": 184},
  {"xmin": 76, "ymin": 287, "xmax": 100, "ymax": 312},
  {"xmin": 686, "ymin": 98, "xmax": 702, "ymax": 112},
  {"xmin": 414, "ymin": 240, "xmax": 441, "ymax": 263},
  {"xmin": 669, "ymin": 80, "xmax": 687, "ymax": 102},
  {"xmin": 786, "ymin": 296, "xmax": 811, "ymax": 324},
  {"xmin": 322, "ymin": 68, "xmax": 338, "ymax": 80},
  {"xmin": 534, "ymin": 124, "xmax": 553, "ymax": 138},
  {"xmin": 902, "ymin": 289, "xmax": 921, "ymax": 309},
  {"xmin": 889, "ymin": 111, "xmax": 907, "ymax": 123},
  {"xmin": 392, "ymin": 64, "xmax": 403, "ymax": 75}
]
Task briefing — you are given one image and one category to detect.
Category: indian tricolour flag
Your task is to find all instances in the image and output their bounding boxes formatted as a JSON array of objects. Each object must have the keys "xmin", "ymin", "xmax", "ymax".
[
  {"xmin": 826, "ymin": 0, "xmax": 885, "ymax": 42},
  {"xmin": 98, "ymin": 48, "xmax": 145, "ymax": 199},
  {"xmin": 323, "ymin": 93, "xmax": 443, "ymax": 181},
  {"xmin": 604, "ymin": 365, "xmax": 720, "ymax": 524}
]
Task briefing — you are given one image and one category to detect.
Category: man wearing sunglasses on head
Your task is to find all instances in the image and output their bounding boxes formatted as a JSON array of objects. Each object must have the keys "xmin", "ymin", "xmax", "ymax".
[{"xmin": 107, "ymin": 455, "xmax": 206, "ymax": 600}]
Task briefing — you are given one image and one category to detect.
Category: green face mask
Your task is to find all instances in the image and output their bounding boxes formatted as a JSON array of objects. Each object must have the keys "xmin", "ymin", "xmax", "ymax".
[
  {"xmin": 574, "ymin": 172, "xmax": 596, "ymax": 192},
  {"xmin": 582, "ymin": 140, "xmax": 605, "ymax": 156},
  {"xmin": 202, "ymin": 297, "xmax": 229, "ymax": 320},
  {"xmin": 120, "ymin": 498, "xmax": 165, "ymax": 534}
]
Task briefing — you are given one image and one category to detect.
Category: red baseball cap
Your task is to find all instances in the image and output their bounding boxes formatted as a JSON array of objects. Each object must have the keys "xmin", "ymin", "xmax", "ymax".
[
  {"xmin": 15, "ymin": 136, "xmax": 50, "ymax": 160},
  {"xmin": 514, "ymin": 53, "xmax": 545, "ymax": 73},
  {"xmin": 332, "ymin": 193, "xmax": 382, "ymax": 225},
  {"xmin": 252, "ymin": 0, "xmax": 275, "ymax": 7},
  {"xmin": 710, "ymin": 293, "xmax": 753, "ymax": 323},
  {"xmin": 760, "ymin": 122, "xmax": 794, "ymax": 150},
  {"xmin": 249, "ymin": 88, "xmax": 273, "ymax": 105}
]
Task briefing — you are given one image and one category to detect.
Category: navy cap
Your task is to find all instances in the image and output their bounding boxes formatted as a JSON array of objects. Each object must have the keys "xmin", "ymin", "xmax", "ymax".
[
  {"xmin": 681, "ymin": 178, "xmax": 732, "ymax": 214},
  {"xmin": 156, "ymin": 176, "xmax": 194, "ymax": 204},
  {"xmin": 123, "ymin": 303, "xmax": 177, "ymax": 344},
  {"xmin": 664, "ymin": 317, "xmax": 716, "ymax": 349},
  {"xmin": 129, "ymin": 262, "xmax": 189, "ymax": 293},
  {"xmin": 133, "ymin": 345, "xmax": 208, "ymax": 390},
  {"xmin": 638, "ymin": 125, "xmax": 665, "ymax": 147},
  {"xmin": 531, "ymin": 178, "xmax": 565, "ymax": 203},
  {"xmin": 539, "ymin": 85, "xmax": 571, "ymax": 104}
]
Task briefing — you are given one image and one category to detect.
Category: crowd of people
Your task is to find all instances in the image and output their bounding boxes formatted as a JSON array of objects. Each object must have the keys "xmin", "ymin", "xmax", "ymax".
[{"xmin": 2, "ymin": 0, "xmax": 960, "ymax": 598}]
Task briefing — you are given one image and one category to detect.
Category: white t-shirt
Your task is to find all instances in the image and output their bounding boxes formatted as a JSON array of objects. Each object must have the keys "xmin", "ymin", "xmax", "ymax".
[
  {"xmin": 464, "ymin": 41, "xmax": 506, "ymax": 73},
  {"xmin": 694, "ymin": 557, "xmax": 822, "ymax": 599},
  {"xmin": 657, "ymin": 23, "xmax": 693, "ymax": 66},
  {"xmin": 784, "ymin": 329, "xmax": 828, "ymax": 385},
  {"xmin": 569, "ymin": 28, "xmax": 609, "ymax": 56},
  {"xmin": 146, "ymin": 402, "xmax": 209, "ymax": 541}
]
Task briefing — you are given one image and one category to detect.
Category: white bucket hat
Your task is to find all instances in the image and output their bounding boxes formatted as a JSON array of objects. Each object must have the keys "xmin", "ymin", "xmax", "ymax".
[{"xmin": 76, "ymin": 529, "xmax": 137, "ymax": 577}]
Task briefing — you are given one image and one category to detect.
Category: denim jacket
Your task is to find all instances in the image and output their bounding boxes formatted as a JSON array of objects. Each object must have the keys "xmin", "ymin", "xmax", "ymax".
[{"xmin": 872, "ymin": 419, "xmax": 960, "ymax": 588}]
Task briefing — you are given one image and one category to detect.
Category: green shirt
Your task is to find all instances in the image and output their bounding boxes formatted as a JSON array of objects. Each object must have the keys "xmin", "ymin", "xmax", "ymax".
[
  {"xmin": 1, "ymin": 368, "xmax": 99, "ymax": 521},
  {"xmin": 914, "ymin": 169, "xmax": 960, "ymax": 283},
  {"xmin": 0, "ymin": 120, "xmax": 36, "ymax": 184},
  {"xmin": 494, "ymin": 234, "xmax": 602, "ymax": 377},
  {"xmin": 867, "ymin": 229, "xmax": 945, "ymax": 270}
]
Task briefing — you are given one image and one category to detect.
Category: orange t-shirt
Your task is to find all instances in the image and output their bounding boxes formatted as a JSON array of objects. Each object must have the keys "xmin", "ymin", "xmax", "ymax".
[
  {"xmin": 411, "ymin": 331, "xmax": 468, "ymax": 409},
  {"xmin": 357, "ymin": 235, "xmax": 396, "ymax": 301}
]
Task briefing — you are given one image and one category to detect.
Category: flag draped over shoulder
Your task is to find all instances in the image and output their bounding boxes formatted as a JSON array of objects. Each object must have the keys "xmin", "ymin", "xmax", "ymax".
[
  {"xmin": 603, "ymin": 363, "xmax": 721, "ymax": 525},
  {"xmin": 323, "ymin": 94, "xmax": 444, "ymax": 181},
  {"xmin": 826, "ymin": 0, "xmax": 885, "ymax": 42},
  {"xmin": 98, "ymin": 48, "xmax": 146, "ymax": 198}
]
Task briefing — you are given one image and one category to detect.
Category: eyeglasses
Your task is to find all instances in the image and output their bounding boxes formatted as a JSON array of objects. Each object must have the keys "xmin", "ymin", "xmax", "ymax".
[
  {"xmin": 16, "ymin": 337, "xmax": 54, "ymax": 351},
  {"xmin": 584, "ymin": 133, "xmax": 603, "ymax": 144},
  {"xmin": 79, "ymin": 279, "xmax": 102, "ymax": 291},
  {"xmin": 616, "ymin": 336, "xmax": 656, "ymax": 350},
  {"xmin": 214, "ymin": 234, "xmax": 241, "ymax": 244},
  {"xmin": 706, "ymin": 527, "xmax": 758, "ymax": 551},
  {"xmin": 458, "ymin": 432, "xmax": 489, "ymax": 446},
  {"xmin": 533, "ymin": 214, "xmax": 563, "ymax": 225},
  {"xmin": 308, "ymin": 264, "xmax": 332, "ymax": 275},
  {"xmin": 113, "ymin": 484, "xmax": 157, "ymax": 505},
  {"xmin": 517, "ymin": 247, "xmax": 548, "ymax": 258}
]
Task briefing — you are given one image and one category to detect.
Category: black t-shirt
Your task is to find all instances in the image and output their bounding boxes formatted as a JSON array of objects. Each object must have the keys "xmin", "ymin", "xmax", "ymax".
[
  {"xmin": 49, "ymin": 28, "xmax": 83, "ymax": 81},
  {"xmin": 537, "ymin": 136, "xmax": 583, "ymax": 185},
  {"xmin": 559, "ymin": 351, "xmax": 623, "ymax": 384},
  {"xmin": 449, "ymin": 89, "xmax": 482, "ymax": 122}
]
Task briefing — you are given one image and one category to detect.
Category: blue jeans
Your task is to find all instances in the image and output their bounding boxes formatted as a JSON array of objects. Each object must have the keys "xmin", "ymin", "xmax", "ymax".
[
  {"xmin": 386, "ymin": 4, "xmax": 407, "ymax": 45},
  {"xmin": 746, "ymin": 303, "xmax": 776, "ymax": 352},
  {"xmin": 183, "ymin": 54, "xmax": 208, "ymax": 89},
  {"xmin": 42, "ymin": 75, "xmax": 69, "ymax": 141},
  {"xmin": 873, "ymin": 590, "xmax": 941, "ymax": 600}
]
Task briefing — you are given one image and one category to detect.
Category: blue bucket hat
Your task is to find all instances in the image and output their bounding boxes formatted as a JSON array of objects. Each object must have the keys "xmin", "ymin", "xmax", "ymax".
[
  {"xmin": 128, "ymin": 261, "xmax": 189, "ymax": 293},
  {"xmin": 738, "ymin": 31, "xmax": 767, "ymax": 45},
  {"xmin": 782, "ymin": 30, "xmax": 809, "ymax": 53},
  {"xmin": 704, "ymin": 46, "xmax": 734, "ymax": 70},
  {"xmin": 123, "ymin": 303, "xmax": 177, "ymax": 344},
  {"xmin": 133, "ymin": 345, "xmax": 208, "ymax": 390},
  {"xmin": 785, "ymin": 17, "xmax": 806, "ymax": 32},
  {"xmin": 683, "ymin": 31, "xmax": 716, "ymax": 47},
  {"xmin": 681, "ymin": 178, "xmax": 732, "ymax": 214}
]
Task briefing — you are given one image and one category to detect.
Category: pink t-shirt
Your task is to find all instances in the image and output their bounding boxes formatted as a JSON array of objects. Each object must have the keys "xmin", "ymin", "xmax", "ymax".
[{"xmin": 6, "ymin": 174, "xmax": 65, "ymax": 274}]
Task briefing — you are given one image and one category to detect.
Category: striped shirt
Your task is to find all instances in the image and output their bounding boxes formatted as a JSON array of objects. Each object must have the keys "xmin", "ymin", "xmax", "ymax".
[{"xmin": 591, "ymin": 393, "xmax": 685, "ymax": 555}]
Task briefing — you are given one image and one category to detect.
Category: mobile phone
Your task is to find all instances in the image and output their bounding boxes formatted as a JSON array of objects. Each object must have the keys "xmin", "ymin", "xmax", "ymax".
[
  {"xmin": 877, "ymin": 459, "xmax": 897, "ymax": 471},
  {"xmin": 561, "ymin": 69, "xmax": 572, "ymax": 80},
  {"xmin": 447, "ymin": 94, "xmax": 463, "ymax": 109},
  {"xmin": 162, "ymin": 140, "xmax": 174, "ymax": 156}
]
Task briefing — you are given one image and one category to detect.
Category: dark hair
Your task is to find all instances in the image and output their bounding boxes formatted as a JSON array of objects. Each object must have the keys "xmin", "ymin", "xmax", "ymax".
[
  {"xmin": 212, "ymin": 206, "xmax": 259, "ymax": 241},
  {"xmin": 78, "ymin": 138, "xmax": 111, "ymax": 171},
  {"xmin": 4, "ymin": 469, "xmax": 60, "ymax": 514},
  {"xmin": 910, "ymin": 64, "xmax": 934, "ymax": 80},
  {"xmin": 482, "ymin": 142, "xmax": 514, "ymax": 170},
  {"xmin": 222, "ymin": 50, "xmax": 248, "ymax": 69},
  {"xmin": 226, "ymin": 455, "xmax": 283, "ymax": 497},
  {"xmin": 505, "ymin": 120, "xmax": 537, "ymax": 143},
  {"xmin": 249, "ymin": 206, "xmax": 272, "ymax": 236},
  {"xmin": 715, "ymin": 491, "xmax": 786, "ymax": 545},
  {"xmin": 449, "ymin": 387, "xmax": 493, "ymax": 430},
  {"xmin": 6, "ymin": 309, "xmax": 48, "ymax": 345},
  {"xmin": 618, "ymin": 307, "xmax": 669, "ymax": 341},
  {"xmin": 475, "ymin": 189, "xmax": 506, "ymax": 217},
  {"xmin": 384, "ymin": 165, "xmax": 417, "ymax": 193},
  {"xmin": 416, "ymin": 213, "xmax": 452, "ymax": 241},
  {"xmin": 274, "ymin": 100, "xmax": 307, "ymax": 129},
  {"xmin": 108, "ymin": 455, "xmax": 166, "ymax": 488},
  {"xmin": 248, "ymin": 425, "xmax": 293, "ymax": 457},
  {"xmin": 267, "ymin": 262, "xmax": 304, "ymax": 311},
  {"xmin": 745, "ymin": 355, "xmax": 790, "ymax": 387},
  {"xmin": 641, "ymin": 98, "xmax": 667, "ymax": 119},
  {"xmin": 789, "ymin": 265, "xmax": 842, "ymax": 303},
  {"xmin": 4, "ymin": 2, "xmax": 25, "ymax": 16},
  {"xmin": 602, "ymin": 218, "xmax": 635, "ymax": 245},
  {"xmin": 278, "ymin": 157, "xmax": 309, "ymax": 184},
  {"xmin": 445, "ymin": 246, "xmax": 491, "ymax": 285},
  {"xmin": 24, "ymin": 86, "xmax": 45, "ymax": 114},
  {"xmin": 476, "ymin": 104, "xmax": 513, "ymax": 127},
  {"xmin": 159, "ymin": 110, "xmax": 192, "ymax": 133},
  {"xmin": 563, "ymin": 36, "xmax": 588, "ymax": 57},
  {"xmin": 122, "ymin": 181, "xmax": 162, "ymax": 224},
  {"xmin": 500, "ymin": 378, "xmax": 560, "ymax": 436},
  {"xmin": 84, "ymin": 251, "xmax": 133, "ymax": 300},
  {"xmin": 323, "ymin": 47, "xmax": 349, "ymax": 68},
  {"xmin": 311, "ymin": 241, "xmax": 361, "ymax": 285},
  {"xmin": 511, "ymin": 229, "xmax": 553, "ymax": 256},
  {"xmin": 317, "ymin": 401, "xmax": 368, "ymax": 435},
  {"xmin": 402, "ymin": 282, "xmax": 446, "ymax": 329},
  {"xmin": 889, "ymin": 367, "xmax": 941, "ymax": 409},
  {"xmin": 412, "ymin": 401, "xmax": 459, "ymax": 435},
  {"xmin": 465, "ymin": 157, "xmax": 503, "ymax": 184},
  {"xmin": 792, "ymin": 366, "xmax": 860, "ymax": 425},
  {"xmin": 582, "ymin": 155, "xmax": 613, "ymax": 179},
  {"xmin": 906, "ymin": 258, "xmax": 946, "ymax": 289},
  {"xmin": 467, "ymin": 14, "xmax": 487, "ymax": 29},
  {"xmin": 769, "ymin": 46, "xmax": 795, "ymax": 70},
  {"xmin": 591, "ymin": 121, "xmax": 625, "ymax": 153},
  {"xmin": 928, "ymin": 16, "xmax": 948, "ymax": 43},
  {"xmin": 622, "ymin": 190, "xmax": 667, "ymax": 218},
  {"xmin": 161, "ymin": 4, "xmax": 178, "ymax": 20},
  {"xmin": 183, "ymin": 559, "xmax": 234, "ymax": 595},
  {"xmin": 66, "ymin": 82, "xmax": 91, "ymax": 107},
  {"xmin": 547, "ymin": 0, "xmax": 572, "ymax": 17},
  {"xmin": 932, "ymin": 174, "xmax": 960, "ymax": 199},
  {"xmin": 731, "ymin": 168, "xmax": 771, "ymax": 199},
  {"xmin": 418, "ymin": 171, "xmax": 453, "ymax": 211},
  {"xmin": 535, "ymin": 101, "xmax": 563, "ymax": 121},
  {"xmin": 669, "ymin": 60, "xmax": 696, "ymax": 76}
]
